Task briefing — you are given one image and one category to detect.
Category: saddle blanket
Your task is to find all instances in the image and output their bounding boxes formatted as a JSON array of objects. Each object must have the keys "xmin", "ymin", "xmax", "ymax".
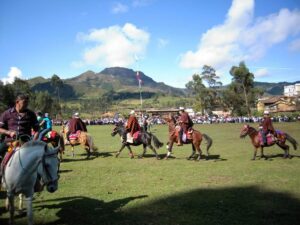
[
  {"xmin": 69, "ymin": 131, "xmax": 81, "ymax": 140},
  {"xmin": 126, "ymin": 131, "xmax": 141, "ymax": 143},
  {"xmin": 259, "ymin": 132, "xmax": 277, "ymax": 146}
]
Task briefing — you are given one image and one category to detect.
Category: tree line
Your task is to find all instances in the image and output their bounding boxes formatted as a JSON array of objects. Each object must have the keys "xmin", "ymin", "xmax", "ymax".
[{"xmin": 0, "ymin": 62, "xmax": 264, "ymax": 118}]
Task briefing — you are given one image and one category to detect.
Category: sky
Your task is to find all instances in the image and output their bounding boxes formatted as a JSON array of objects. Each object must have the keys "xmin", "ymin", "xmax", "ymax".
[{"xmin": 1, "ymin": 0, "xmax": 300, "ymax": 88}]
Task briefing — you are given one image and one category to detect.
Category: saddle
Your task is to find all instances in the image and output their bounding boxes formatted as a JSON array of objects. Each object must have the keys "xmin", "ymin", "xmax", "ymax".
[
  {"xmin": 175, "ymin": 126, "xmax": 193, "ymax": 143},
  {"xmin": 1, "ymin": 142, "xmax": 20, "ymax": 177},
  {"xmin": 69, "ymin": 130, "xmax": 81, "ymax": 140},
  {"xmin": 126, "ymin": 131, "xmax": 141, "ymax": 143},
  {"xmin": 258, "ymin": 132, "xmax": 278, "ymax": 146}
]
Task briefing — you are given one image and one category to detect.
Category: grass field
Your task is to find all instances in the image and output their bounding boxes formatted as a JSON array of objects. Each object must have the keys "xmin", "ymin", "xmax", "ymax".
[{"xmin": 1, "ymin": 122, "xmax": 300, "ymax": 225}]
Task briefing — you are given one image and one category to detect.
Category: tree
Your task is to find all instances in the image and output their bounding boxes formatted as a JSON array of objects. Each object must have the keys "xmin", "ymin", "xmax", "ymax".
[
  {"xmin": 51, "ymin": 74, "xmax": 63, "ymax": 113},
  {"xmin": 201, "ymin": 65, "xmax": 222, "ymax": 88},
  {"xmin": 228, "ymin": 62, "xmax": 256, "ymax": 116},
  {"xmin": 186, "ymin": 74, "xmax": 208, "ymax": 114}
]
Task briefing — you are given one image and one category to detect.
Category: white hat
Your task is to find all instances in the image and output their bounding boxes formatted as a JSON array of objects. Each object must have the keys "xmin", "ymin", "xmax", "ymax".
[
  {"xmin": 179, "ymin": 106, "xmax": 185, "ymax": 111},
  {"xmin": 130, "ymin": 110, "xmax": 135, "ymax": 115},
  {"xmin": 264, "ymin": 110, "xmax": 269, "ymax": 115},
  {"xmin": 74, "ymin": 112, "xmax": 79, "ymax": 117}
]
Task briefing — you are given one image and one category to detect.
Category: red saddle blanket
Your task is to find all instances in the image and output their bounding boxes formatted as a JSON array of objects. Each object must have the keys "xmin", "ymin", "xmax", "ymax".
[
  {"xmin": 133, "ymin": 131, "xmax": 141, "ymax": 141},
  {"xmin": 69, "ymin": 131, "xmax": 81, "ymax": 140},
  {"xmin": 258, "ymin": 132, "xmax": 278, "ymax": 146},
  {"xmin": 1, "ymin": 147, "xmax": 19, "ymax": 174}
]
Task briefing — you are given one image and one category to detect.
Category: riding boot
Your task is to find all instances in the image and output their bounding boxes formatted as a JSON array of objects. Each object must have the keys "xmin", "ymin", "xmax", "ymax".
[{"xmin": 177, "ymin": 129, "xmax": 183, "ymax": 146}]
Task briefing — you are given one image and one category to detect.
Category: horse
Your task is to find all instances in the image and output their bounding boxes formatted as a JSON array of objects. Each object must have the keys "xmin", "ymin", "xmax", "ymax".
[
  {"xmin": 1, "ymin": 140, "xmax": 60, "ymax": 225},
  {"xmin": 61, "ymin": 124, "xmax": 97, "ymax": 158},
  {"xmin": 111, "ymin": 122, "xmax": 163, "ymax": 159},
  {"xmin": 240, "ymin": 124, "xmax": 298, "ymax": 160},
  {"xmin": 164, "ymin": 115, "xmax": 213, "ymax": 160},
  {"xmin": 33, "ymin": 129, "xmax": 65, "ymax": 161}
]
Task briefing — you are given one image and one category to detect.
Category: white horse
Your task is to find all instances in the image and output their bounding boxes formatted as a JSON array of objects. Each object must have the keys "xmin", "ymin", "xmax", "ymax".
[{"xmin": 1, "ymin": 140, "xmax": 60, "ymax": 225}]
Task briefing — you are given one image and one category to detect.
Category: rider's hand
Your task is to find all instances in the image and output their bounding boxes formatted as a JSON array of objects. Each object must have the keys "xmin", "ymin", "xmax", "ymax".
[{"xmin": 7, "ymin": 130, "xmax": 16, "ymax": 138}]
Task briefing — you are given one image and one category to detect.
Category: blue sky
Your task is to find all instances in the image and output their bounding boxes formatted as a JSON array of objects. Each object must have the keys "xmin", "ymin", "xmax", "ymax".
[{"xmin": 1, "ymin": 0, "xmax": 300, "ymax": 88}]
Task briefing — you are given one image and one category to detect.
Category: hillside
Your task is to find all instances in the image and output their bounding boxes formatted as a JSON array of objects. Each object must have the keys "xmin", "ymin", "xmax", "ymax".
[
  {"xmin": 29, "ymin": 67, "xmax": 185, "ymax": 100},
  {"xmin": 27, "ymin": 67, "xmax": 299, "ymax": 100}
]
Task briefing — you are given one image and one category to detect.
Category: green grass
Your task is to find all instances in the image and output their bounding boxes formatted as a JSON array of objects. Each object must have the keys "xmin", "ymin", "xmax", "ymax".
[{"xmin": 1, "ymin": 122, "xmax": 300, "ymax": 225}]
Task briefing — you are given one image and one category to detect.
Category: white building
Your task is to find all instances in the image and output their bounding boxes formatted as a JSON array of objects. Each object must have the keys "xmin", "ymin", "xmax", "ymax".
[{"xmin": 284, "ymin": 83, "xmax": 300, "ymax": 96}]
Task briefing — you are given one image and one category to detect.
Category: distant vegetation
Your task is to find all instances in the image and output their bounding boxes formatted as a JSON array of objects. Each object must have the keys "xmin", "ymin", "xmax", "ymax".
[{"xmin": 1, "ymin": 64, "xmax": 299, "ymax": 119}]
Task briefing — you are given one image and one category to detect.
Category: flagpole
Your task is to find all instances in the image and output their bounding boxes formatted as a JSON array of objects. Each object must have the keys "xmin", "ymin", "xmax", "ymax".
[{"xmin": 135, "ymin": 55, "xmax": 143, "ymax": 113}]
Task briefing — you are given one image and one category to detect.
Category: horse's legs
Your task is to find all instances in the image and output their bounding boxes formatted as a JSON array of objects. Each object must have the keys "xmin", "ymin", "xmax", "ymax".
[
  {"xmin": 252, "ymin": 147, "xmax": 258, "ymax": 160},
  {"xmin": 148, "ymin": 144, "xmax": 160, "ymax": 159},
  {"xmin": 139, "ymin": 144, "xmax": 147, "ymax": 158},
  {"xmin": 196, "ymin": 144, "xmax": 203, "ymax": 161},
  {"xmin": 18, "ymin": 193, "xmax": 24, "ymax": 211},
  {"xmin": 115, "ymin": 144, "xmax": 126, "ymax": 158},
  {"xmin": 126, "ymin": 145, "xmax": 134, "ymax": 159},
  {"xmin": 259, "ymin": 147, "xmax": 267, "ymax": 160},
  {"xmin": 165, "ymin": 141, "xmax": 174, "ymax": 159},
  {"xmin": 71, "ymin": 145, "xmax": 75, "ymax": 157},
  {"xmin": 7, "ymin": 193, "xmax": 15, "ymax": 225},
  {"xmin": 25, "ymin": 196, "xmax": 33, "ymax": 225},
  {"xmin": 187, "ymin": 144, "xmax": 196, "ymax": 160},
  {"xmin": 277, "ymin": 143, "xmax": 290, "ymax": 158}
]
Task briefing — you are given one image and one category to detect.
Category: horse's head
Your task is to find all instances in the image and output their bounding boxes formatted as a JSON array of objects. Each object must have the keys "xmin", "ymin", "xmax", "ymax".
[
  {"xmin": 240, "ymin": 124, "xmax": 250, "ymax": 138},
  {"xmin": 111, "ymin": 122, "xmax": 124, "ymax": 137},
  {"xmin": 41, "ymin": 145, "xmax": 60, "ymax": 193}
]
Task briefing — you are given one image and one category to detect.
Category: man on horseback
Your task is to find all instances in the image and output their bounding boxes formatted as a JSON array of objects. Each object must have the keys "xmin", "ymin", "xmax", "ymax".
[
  {"xmin": 260, "ymin": 110, "xmax": 276, "ymax": 146},
  {"xmin": 66, "ymin": 112, "xmax": 87, "ymax": 142},
  {"xmin": 177, "ymin": 107, "xmax": 193, "ymax": 146},
  {"xmin": 0, "ymin": 93, "xmax": 40, "ymax": 156},
  {"xmin": 123, "ymin": 110, "xmax": 140, "ymax": 144}
]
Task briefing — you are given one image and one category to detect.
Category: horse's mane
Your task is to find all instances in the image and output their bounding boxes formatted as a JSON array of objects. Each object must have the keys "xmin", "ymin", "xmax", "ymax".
[{"xmin": 22, "ymin": 140, "xmax": 47, "ymax": 148}]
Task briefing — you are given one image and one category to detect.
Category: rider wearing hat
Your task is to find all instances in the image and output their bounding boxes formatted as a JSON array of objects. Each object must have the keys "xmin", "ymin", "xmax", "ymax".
[
  {"xmin": 177, "ymin": 107, "xmax": 193, "ymax": 146},
  {"xmin": 123, "ymin": 110, "xmax": 140, "ymax": 143},
  {"xmin": 66, "ymin": 112, "xmax": 87, "ymax": 142},
  {"xmin": 260, "ymin": 110, "xmax": 275, "ymax": 145}
]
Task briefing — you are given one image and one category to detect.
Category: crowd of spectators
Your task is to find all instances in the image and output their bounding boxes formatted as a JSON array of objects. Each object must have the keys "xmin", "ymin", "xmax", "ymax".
[{"xmin": 52, "ymin": 114, "xmax": 300, "ymax": 127}]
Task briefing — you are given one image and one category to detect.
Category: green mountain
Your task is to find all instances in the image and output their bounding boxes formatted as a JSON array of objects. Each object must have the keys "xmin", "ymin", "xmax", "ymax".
[
  {"xmin": 28, "ymin": 67, "xmax": 299, "ymax": 100},
  {"xmin": 29, "ymin": 67, "xmax": 185, "ymax": 100}
]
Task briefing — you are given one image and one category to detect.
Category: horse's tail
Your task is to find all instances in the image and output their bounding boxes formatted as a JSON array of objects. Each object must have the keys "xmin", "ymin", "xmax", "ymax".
[
  {"xmin": 202, "ymin": 133, "xmax": 213, "ymax": 153},
  {"xmin": 285, "ymin": 133, "xmax": 298, "ymax": 150},
  {"xmin": 150, "ymin": 133, "xmax": 164, "ymax": 149},
  {"xmin": 87, "ymin": 133, "xmax": 98, "ymax": 151}
]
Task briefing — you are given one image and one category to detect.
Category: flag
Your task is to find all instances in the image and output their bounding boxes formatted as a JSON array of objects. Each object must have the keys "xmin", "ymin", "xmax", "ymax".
[{"xmin": 136, "ymin": 71, "xmax": 142, "ymax": 88}]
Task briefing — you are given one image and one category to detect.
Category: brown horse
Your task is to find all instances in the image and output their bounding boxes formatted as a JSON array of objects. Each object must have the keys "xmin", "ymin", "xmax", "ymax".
[
  {"xmin": 240, "ymin": 124, "xmax": 298, "ymax": 160},
  {"xmin": 164, "ymin": 114, "xmax": 213, "ymax": 160},
  {"xmin": 61, "ymin": 125, "xmax": 97, "ymax": 158}
]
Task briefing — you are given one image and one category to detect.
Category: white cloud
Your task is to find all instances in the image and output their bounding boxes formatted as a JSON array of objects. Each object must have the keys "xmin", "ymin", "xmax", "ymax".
[
  {"xmin": 111, "ymin": 2, "xmax": 128, "ymax": 14},
  {"xmin": 289, "ymin": 38, "xmax": 300, "ymax": 52},
  {"xmin": 179, "ymin": 0, "xmax": 300, "ymax": 71},
  {"xmin": 254, "ymin": 68, "xmax": 269, "ymax": 77},
  {"xmin": 1, "ymin": 67, "xmax": 22, "ymax": 84},
  {"xmin": 74, "ymin": 23, "xmax": 150, "ymax": 68}
]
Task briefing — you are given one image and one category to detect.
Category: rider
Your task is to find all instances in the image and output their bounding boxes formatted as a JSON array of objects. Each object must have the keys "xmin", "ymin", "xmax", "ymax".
[
  {"xmin": 0, "ymin": 93, "xmax": 40, "ymax": 156},
  {"xmin": 38, "ymin": 112, "xmax": 52, "ymax": 140},
  {"xmin": 66, "ymin": 112, "xmax": 87, "ymax": 142},
  {"xmin": 177, "ymin": 107, "xmax": 193, "ymax": 146},
  {"xmin": 123, "ymin": 110, "xmax": 140, "ymax": 143},
  {"xmin": 260, "ymin": 110, "xmax": 276, "ymax": 146}
]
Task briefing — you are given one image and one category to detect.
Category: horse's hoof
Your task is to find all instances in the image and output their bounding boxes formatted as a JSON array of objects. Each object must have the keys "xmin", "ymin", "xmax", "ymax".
[
  {"xmin": 115, "ymin": 153, "xmax": 120, "ymax": 158},
  {"xmin": 156, "ymin": 157, "xmax": 161, "ymax": 160},
  {"xmin": 251, "ymin": 158, "xmax": 255, "ymax": 160}
]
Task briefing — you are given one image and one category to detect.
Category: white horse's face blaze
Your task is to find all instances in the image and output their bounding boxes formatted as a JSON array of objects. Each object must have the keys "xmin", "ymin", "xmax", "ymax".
[{"xmin": 240, "ymin": 125, "xmax": 249, "ymax": 138}]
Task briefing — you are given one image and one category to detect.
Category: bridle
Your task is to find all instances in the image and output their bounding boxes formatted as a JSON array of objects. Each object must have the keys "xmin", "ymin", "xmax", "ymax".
[{"xmin": 41, "ymin": 150, "xmax": 60, "ymax": 185}]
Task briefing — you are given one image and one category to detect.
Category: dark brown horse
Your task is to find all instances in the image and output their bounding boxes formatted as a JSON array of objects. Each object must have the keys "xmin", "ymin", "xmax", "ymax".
[
  {"xmin": 164, "ymin": 114, "xmax": 212, "ymax": 160},
  {"xmin": 240, "ymin": 124, "xmax": 298, "ymax": 160}
]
